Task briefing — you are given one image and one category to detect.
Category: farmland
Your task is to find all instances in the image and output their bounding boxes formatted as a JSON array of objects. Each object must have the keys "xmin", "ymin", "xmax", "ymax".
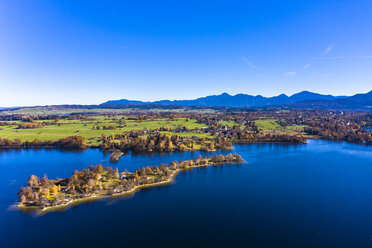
[
  {"xmin": 0, "ymin": 109, "xmax": 370, "ymax": 151},
  {"xmin": 0, "ymin": 116, "xmax": 207, "ymax": 145}
]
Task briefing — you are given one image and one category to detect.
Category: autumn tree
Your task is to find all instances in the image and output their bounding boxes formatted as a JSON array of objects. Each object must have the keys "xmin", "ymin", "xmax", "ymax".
[{"xmin": 28, "ymin": 175, "xmax": 39, "ymax": 187}]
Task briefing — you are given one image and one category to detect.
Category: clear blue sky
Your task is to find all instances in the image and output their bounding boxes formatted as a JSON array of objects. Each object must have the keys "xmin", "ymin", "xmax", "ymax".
[{"xmin": 1, "ymin": 0, "xmax": 372, "ymax": 106}]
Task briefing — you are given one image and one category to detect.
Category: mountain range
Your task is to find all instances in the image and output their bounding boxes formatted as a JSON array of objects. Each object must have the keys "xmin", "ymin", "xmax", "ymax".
[{"xmin": 101, "ymin": 90, "xmax": 372, "ymax": 110}]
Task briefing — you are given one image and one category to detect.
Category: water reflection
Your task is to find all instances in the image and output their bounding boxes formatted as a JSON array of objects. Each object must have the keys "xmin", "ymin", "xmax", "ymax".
[{"xmin": 0, "ymin": 146, "xmax": 88, "ymax": 155}]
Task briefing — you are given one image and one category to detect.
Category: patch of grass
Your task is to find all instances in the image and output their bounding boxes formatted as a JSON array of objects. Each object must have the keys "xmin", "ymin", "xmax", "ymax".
[
  {"xmin": 219, "ymin": 121, "xmax": 239, "ymax": 127},
  {"xmin": 121, "ymin": 118, "xmax": 205, "ymax": 131},
  {"xmin": 255, "ymin": 119, "xmax": 282, "ymax": 131}
]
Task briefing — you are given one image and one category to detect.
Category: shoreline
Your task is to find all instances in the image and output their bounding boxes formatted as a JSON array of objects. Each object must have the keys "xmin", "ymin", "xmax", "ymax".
[{"xmin": 0, "ymin": 139, "xmax": 307, "ymax": 151}]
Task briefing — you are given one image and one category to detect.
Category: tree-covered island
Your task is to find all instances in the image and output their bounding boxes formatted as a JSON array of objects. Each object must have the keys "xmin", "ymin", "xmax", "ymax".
[{"xmin": 18, "ymin": 153, "xmax": 243, "ymax": 211}]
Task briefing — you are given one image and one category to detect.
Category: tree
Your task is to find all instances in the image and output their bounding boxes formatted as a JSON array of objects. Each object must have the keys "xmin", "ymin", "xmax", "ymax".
[
  {"xmin": 52, "ymin": 185, "xmax": 59, "ymax": 195},
  {"xmin": 87, "ymin": 179, "xmax": 96, "ymax": 188},
  {"xmin": 41, "ymin": 174, "xmax": 49, "ymax": 188},
  {"xmin": 146, "ymin": 167, "xmax": 153, "ymax": 175},
  {"xmin": 114, "ymin": 168, "xmax": 119, "ymax": 178},
  {"xmin": 28, "ymin": 175, "xmax": 39, "ymax": 187},
  {"xmin": 209, "ymin": 141, "xmax": 215, "ymax": 150},
  {"xmin": 95, "ymin": 164, "xmax": 104, "ymax": 173},
  {"xmin": 20, "ymin": 195, "xmax": 27, "ymax": 204},
  {"xmin": 170, "ymin": 161, "xmax": 178, "ymax": 169},
  {"xmin": 44, "ymin": 188, "xmax": 50, "ymax": 198},
  {"xmin": 148, "ymin": 139, "xmax": 155, "ymax": 150},
  {"xmin": 167, "ymin": 140, "xmax": 174, "ymax": 151}
]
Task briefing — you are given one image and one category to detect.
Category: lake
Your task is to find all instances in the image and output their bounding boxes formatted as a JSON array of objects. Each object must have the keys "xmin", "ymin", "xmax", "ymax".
[{"xmin": 0, "ymin": 140, "xmax": 372, "ymax": 248}]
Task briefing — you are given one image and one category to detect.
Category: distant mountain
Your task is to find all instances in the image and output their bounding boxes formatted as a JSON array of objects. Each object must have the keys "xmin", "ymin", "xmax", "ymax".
[
  {"xmin": 103, "ymin": 99, "xmax": 147, "ymax": 105},
  {"xmin": 101, "ymin": 91, "xmax": 347, "ymax": 108},
  {"xmin": 335, "ymin": 90, "xmax": 372, "ymax": 107},
  {"xmin": 285, "ymin": 90, "xmax": 372, "ymax": 110},
  {"xmin": 290, "ymin": 91, "xmax": 345, "ymax": 102}
]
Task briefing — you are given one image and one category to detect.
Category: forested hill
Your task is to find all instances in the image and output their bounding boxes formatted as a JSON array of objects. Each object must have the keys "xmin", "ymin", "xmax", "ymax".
[{"xmin": 101, "ymin": 91, "xmax": 348, "ymax": 108}]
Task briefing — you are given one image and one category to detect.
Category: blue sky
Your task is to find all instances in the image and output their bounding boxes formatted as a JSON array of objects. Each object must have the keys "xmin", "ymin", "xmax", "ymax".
[{"xmin": 1, "ymin": 0, "xmax": 372, "ymax": 106}]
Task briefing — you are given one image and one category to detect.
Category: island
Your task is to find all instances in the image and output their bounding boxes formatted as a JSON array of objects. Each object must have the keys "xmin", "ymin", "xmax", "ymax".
[{"xmin": 18, "ymin": 153, "xmax": 243, "ymax": 211}]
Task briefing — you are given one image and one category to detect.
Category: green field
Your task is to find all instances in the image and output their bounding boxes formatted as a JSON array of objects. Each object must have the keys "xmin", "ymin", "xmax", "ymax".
[
  {"xmin": 219, "ymin": 120, "xmax": 240, "ymax": 127},
  {"xmin": 0, "ymin": 117, "xmax": 208, "ymax": 143},
  {"xmin": 0, "ymin": 114, "xmax": 310, "ymax": 146},
  {"xmin": 254, "ymin": 119, "xmax": 308, "ymax": 134},
  {"xmin": 255, "ymin": 119, "xmax": 282, "ymax": 130}
]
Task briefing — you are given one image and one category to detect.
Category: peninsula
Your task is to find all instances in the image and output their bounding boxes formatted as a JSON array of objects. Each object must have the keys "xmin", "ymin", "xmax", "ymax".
[{"xmin": 18, "ymin": 153, "xmax": 243, "ymax": 211}]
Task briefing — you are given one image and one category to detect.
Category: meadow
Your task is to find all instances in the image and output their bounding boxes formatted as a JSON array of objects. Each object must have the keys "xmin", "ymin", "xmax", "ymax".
[
  {"xmin": 254, "ymin": 119, "xmax": 282, "ymax": 130},
  {"xmin": 0, "ymin": 114, "xmax": 310, "ymax": 147},
  {"xmin": 0, "ymin": 116, "xmax": 208, "ymax": 144}
]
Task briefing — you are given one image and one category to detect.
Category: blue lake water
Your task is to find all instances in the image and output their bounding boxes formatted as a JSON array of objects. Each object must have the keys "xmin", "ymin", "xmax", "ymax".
[{"xmin": 0, "ymin": 140, "xmax": 372, "ymax": 248}]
